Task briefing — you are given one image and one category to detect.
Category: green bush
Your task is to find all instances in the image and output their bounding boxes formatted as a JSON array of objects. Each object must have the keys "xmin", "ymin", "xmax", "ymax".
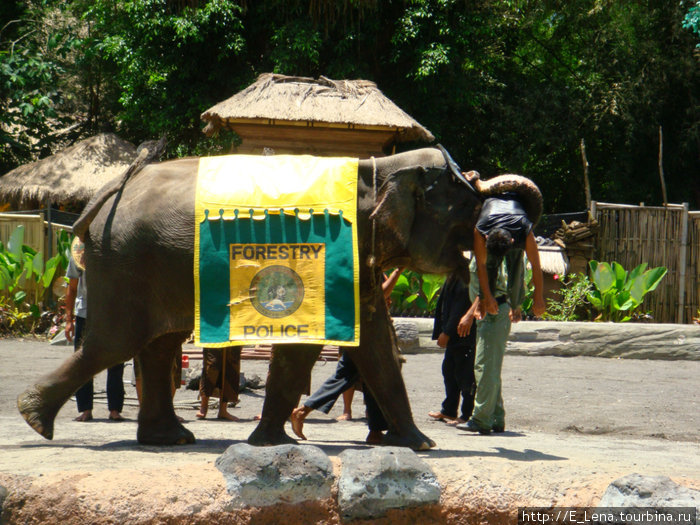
[
  {"xmin": 587, "ymin": 261, "xmax": 667, "ymax": 322},
  {"xmin": 389, "ymin": 271, "xmax": 444, "ymax": 317},
  {"xmin": 0, "ymin": 226, "xmax": 69, "ymax": 335},
  {"xmin": 544, "ymin": 273, "xmax": 593, "ymax": 322}
]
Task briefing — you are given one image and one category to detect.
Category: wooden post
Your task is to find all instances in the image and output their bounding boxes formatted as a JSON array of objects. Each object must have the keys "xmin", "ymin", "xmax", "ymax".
[
  {"xmin": 678, "ymin": 203, "xmax": 689, "ymax": 323},
  {"xmin": 658, "ymin": 126, "xmax": 668, "ymax": 206},
  {"xmin": 580, "ymin": 138, "xmax": 591, "ymax": 210}
]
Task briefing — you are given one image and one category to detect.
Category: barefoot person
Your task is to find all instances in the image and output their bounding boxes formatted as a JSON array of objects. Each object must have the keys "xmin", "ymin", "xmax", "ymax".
[
  {"xmin": 290, "ymin": 268, "xmax": 403, "ymax": 444},
  {"xmin": 196, "ymin": 347, "xmax": 241, "ymax": 421},
  {"xmin": 65, "ymin": 238, "xmax": 125, "ymax": 422}
]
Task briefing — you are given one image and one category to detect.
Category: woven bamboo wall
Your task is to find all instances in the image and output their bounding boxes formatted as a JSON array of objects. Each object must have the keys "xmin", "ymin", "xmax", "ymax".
[
  {"xmin": 688, "ymin": 213, "xmax": 700, "ymax": 323},
  {"xmin": 593, "ymin": 203, "xmax": 697, "ymax": 324}
]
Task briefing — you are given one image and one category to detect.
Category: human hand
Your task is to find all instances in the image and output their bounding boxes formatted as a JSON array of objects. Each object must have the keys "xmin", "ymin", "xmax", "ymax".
[
  {"xmin": 509, "ymin": 307, "xmax": 522, "ymax": 323},
  {"xmin": 532, "ymin": 295, "xmax": 546, "ymax": 317},
  {"xmin": 482, "ymin": 294, "xmax": 498, "ymax": 316},
  {"xmin": 457, "ymin": 313, "xmax": 474, "ymax": 337},
  {"xmin": 65, "ymin": 318, "xmax": 75, "ymax": 343},
  {"xmin": 437, "ymin": 333, "xmax": 449, "ymax": 348}
]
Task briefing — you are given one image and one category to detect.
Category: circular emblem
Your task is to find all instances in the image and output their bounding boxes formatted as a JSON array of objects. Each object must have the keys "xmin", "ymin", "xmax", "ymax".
[{"xmin": 250, "ymin": 265, "xmax": 304, "ymax": 318}]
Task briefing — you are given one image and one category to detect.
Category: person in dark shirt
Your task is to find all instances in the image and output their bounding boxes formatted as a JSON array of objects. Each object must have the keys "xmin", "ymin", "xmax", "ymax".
[{"xmin": 428, "ymin": 267, "xmax": 479, "ymax": 425}]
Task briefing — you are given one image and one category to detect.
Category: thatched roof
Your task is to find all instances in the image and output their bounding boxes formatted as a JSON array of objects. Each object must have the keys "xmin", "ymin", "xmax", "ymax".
[
  {"xmin": 538, "ymin": 245, "xmax": 569, "ymax": 276},
  {"xmin": 201, "ymin": 73, "xmax": 435, "ymax": 144},
  {"xmin": 0, "ymin": 133, "xmax": 136, "ymax": 209}
]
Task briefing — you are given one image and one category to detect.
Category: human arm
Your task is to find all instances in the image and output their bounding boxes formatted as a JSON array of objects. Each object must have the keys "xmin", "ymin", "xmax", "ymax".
[
  {"xmin": 64, "ymin": 278, "xmax": 78, "ymax": 343},
  {"xmin": 524, "ymin": 232, "xmax": 545, "ymax": 317},
  {"xmin": 457, "ymin": 297, "xmax": 480, "ymax": 337},
  {"xmin": 382, "ymin": 267, "xmax": 403, "ymax": 307},
  {"xmin": 473, "ymin": 229, "xmax": 498, "ymax": 316},
  {"xmin": 383, "ymin": 267, "xmax": 403, "ymax": 298}
]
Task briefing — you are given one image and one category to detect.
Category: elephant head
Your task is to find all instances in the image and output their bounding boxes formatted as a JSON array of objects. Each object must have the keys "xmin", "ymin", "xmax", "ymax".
[{"xmin": 357, "ymin": 148, "xmax": 482, "ymax": 277}]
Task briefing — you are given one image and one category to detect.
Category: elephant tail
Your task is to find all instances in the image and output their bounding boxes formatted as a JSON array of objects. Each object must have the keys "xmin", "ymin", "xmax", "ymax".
[
  {"xmin": 470, "ymin": 172, "xmax": 543, "ymax": 226},
  {"xmin": 73, "ymin": 136, "xmax": 167, "ymax": 240}
]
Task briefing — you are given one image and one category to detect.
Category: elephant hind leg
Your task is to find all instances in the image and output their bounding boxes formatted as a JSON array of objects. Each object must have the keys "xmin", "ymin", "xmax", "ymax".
[{"xmin": 136, "ymin": 331, "xmax": 194, "ymax": 446}]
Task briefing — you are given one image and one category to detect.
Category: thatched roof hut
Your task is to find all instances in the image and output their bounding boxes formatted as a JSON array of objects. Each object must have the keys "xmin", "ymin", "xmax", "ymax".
[
  {"xmin": 201, "ymin": 73, "xmax": 435, "ymax": 158},
  {"xmin": 0, "ymin": 133, "xmax": 136, "ymax": 211}
]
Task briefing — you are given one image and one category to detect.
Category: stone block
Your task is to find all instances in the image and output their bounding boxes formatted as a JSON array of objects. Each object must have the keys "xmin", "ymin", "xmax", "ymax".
[
  {"xmin": 338, "ymin": 447, "xmax": 441, "ymax": 519},
  {"xmin": 215, "ymin": 443, "xmax": 333, "ymax": 508}
]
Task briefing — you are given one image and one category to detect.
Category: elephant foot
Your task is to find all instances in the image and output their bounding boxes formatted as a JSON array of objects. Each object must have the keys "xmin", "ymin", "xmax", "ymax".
[
  {"xmin": 137, "ymin": 417, "xmax": 195, "ymax": 446},
  {"xmin": 248, "ymin": 421, "xmax": 298, "ymax": 447},
  {"xmin": 383, "ymin": 427, "xmax": 436, "ymax": 451},
  {"xmin": 17, "ymin": 386, "xmax": 57, "ymax": 440}
]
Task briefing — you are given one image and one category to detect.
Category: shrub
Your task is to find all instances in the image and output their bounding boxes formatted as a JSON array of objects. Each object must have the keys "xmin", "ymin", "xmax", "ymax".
[{"xmin": 587, "ymin": 260, "xmax": 667, "ymax": 322}]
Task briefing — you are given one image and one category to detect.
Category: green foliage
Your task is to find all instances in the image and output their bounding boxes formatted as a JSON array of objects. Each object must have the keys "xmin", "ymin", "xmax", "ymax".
[
  {"xmin": 390, "ymin": 270, "xmax": 444, "ymax": 316},
  {"xmin": 68, "ymin": 0, "xmax": 248, "ymax": 153},
  {"xmin": 544, "ymin": 273, "xmax": 593, "ymax": 322},
  {"xmin": 0, "ymin": 226, "xmax": 66, "ymax": 334},
  {"xmin": 0, "ymin": 1, "xmax": 71, "ymax": 172},
  {"xmin": 587, "ymin": 260, "xmax": 667, "ymax": 322},
  {"xmin": 2, "ymin": 1, "xmax": 698, "ymax": 209},
  {"xmin": 683, "ymin": 1, "xmax": 700, "ymax": 45}
]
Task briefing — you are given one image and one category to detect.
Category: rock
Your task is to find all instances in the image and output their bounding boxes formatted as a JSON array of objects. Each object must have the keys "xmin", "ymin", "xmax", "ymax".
[
  {"xmin": 337, "ymin": 447, "xmax": 441, "ymax": 520},
  {"xmin": 393, "ymin": 319, "xmax": 420, "ymax": 353},
  {"xmin": 598, "ymin": 473, "xmax": 700, "ymax": 522},
  {"xmin": 507, "ymin": 322, "xmax": 700, "ymax": 360},
  {"xmin": 215, "ymin": 443, "xmax": 333, "ymax": 508}
]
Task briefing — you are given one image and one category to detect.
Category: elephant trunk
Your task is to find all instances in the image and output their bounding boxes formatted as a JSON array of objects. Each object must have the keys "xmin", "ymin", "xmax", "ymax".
[{"xmin": 470, "ymin": 172, "xmax": 543, "ymax": 226}]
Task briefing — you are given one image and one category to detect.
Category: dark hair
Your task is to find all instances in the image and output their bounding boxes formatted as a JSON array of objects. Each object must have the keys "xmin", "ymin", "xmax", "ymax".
[{"xmin": 485, "ymin": 227, "xmax": 513, "ymax": 258}]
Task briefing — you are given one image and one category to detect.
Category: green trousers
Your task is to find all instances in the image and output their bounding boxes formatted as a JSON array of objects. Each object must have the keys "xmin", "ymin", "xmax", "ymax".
[{"xmin": 470, "ymin": 302, "xmax": 511, "ymax": 430}]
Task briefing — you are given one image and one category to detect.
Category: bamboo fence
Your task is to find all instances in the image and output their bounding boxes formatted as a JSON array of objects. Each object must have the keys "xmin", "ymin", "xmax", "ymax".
[
  {"xmin": 0, "ymin": 212, "xmax": 71, "ymax": 258},
  {"xmin": 592, "ymin": 201, "xmax": 698, "ymax": 324}
]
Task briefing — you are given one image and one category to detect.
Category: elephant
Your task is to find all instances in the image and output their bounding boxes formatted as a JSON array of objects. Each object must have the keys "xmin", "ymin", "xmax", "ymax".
[{"xmin": 17, "ymin": 144, "xmax": 541, "ymax": 451}]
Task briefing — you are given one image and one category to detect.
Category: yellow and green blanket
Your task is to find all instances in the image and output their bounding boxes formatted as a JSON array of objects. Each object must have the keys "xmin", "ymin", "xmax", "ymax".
[{"xmin": 194, "ymin": 154, "xmax": 359, "ymax": 347}]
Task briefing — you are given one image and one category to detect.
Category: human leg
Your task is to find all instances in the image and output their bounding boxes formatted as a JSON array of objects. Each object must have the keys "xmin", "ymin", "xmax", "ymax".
[
  {"xmin": 363, "ymin": 388, "xmax": 388, "ymax": 444},
  {"xmin": 467, "ymin": 304, "xmax": 510, "ymax": 431},
  {"xmin": 216, "ymin": 347, "xmax": 241, "ymax": 421},
  {"xmin": 291, "ymin": 352, "xmax": 359, "ymax": 439},
  {"xmin": 106, "ymin": 362, "xmax": 125, "ymax": 420},
  {"xmin": 458, "ymin": 347, "xmax": 476, "ymax": 421},
  {"xmin": 73, "ymin": 316, "xmax": 93, "ymax": 421},
  {"xmin": 440, "ymin": 348, "xmax": 460, "ymax": 418},
  {"xmin": 337, "ymin": 386, "xmax": 355, "ymax": 420}
]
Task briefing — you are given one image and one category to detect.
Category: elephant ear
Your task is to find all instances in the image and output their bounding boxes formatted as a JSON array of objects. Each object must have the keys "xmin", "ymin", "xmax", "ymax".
[{"xmin": 369, "ymin": 166, "xmax": 426, "ymax": 250}]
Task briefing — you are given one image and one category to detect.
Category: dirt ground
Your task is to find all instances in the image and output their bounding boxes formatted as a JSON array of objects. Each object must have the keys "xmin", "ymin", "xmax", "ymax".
[{"xmin": 0, "ymin": 336, "xmax": 698, "ymax": 524}]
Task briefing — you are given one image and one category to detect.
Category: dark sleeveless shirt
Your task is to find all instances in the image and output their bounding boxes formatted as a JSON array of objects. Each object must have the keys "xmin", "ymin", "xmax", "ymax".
[{"xmin": 475, "ymin": 193, "xmax": 533, "ymax": 248}]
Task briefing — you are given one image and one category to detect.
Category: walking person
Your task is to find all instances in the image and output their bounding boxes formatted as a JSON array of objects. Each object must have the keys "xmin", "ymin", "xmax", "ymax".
[{"xmin": 65, "ymin": 238, "xmax": 125, "ymax": 422}]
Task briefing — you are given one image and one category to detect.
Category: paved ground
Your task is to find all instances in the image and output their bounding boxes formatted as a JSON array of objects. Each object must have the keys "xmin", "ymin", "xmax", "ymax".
[{"xmin": 0, "ymin": 335, "xmax": 698, "ymax": 523}]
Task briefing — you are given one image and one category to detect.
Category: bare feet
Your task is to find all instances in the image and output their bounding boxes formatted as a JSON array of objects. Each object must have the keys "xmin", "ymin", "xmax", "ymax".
[
  {"xmin": 196, "ymin": 396, "xmax": 208, "ymax": 419},
  {"xmin": 108, "ymin": 411, "xmax": 125, "ymax": 421},
  {"xmin": 253, "ymin": 413, "xmax": 262, "ymax": 421},
  {"xmin": 74, "ymin": 410, "xmax": 93, "ymax": 422},
  {"xmin": 365, "ymin": 430, "xmax": 384, "ymax": 445},
  {"xmin": 428, "ymin": 411, "xmax": 455, "ymax": 421},
  {"xmin": 290, "ymin": 406, "xmax": 310, "ymax": 440},
  {"xmin": 217, "ymin": 410, "xmax": 239, "ymax": 421},
  {"xmin": 445, "ymin": 417, "xmax": 466, "ymax": 426},
  {"xmin": 336, "ymin": 412, "xmax": 352, "ymax": 421}
]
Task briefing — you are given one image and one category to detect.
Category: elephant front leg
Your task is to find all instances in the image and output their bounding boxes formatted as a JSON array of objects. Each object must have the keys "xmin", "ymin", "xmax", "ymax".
[
  {"xmin": 248, "ymin": 344, "xmax": 320, "ymax": 446},
  {"xmin": 137, "ymin": 332, "xmax": 194, "ymax": 445},
  {"xmin": 352, "ymin": 288, "xmax": 436, "ymax": 451}
]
